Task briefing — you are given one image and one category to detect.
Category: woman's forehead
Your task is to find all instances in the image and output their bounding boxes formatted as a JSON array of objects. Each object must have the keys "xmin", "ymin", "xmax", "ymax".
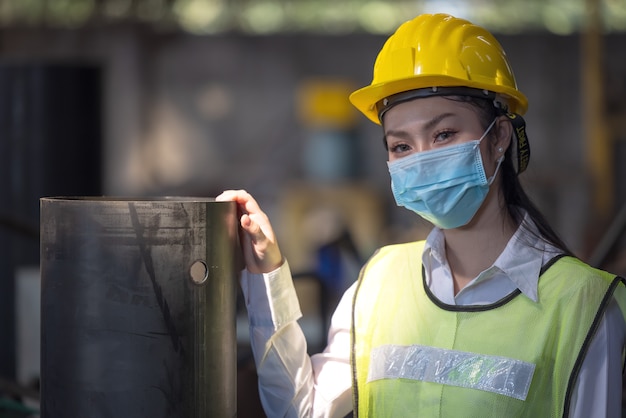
[{"xmin": 383, "ymin": 96, "xmax": 480, "ymax": 127}]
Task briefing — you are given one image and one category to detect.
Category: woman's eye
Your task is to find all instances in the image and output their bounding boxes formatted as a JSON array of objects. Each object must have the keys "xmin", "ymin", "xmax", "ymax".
[
  {"xmin": 389, "ymin": 143, "xmax": 412, "ymax": 153},
  {"xmin": 434, "ymin": 130, "xmax": 456, "ymax": 143}
]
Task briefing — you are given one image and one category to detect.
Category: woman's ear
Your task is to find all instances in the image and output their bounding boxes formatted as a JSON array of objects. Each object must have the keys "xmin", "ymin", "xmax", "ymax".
[{"xmin": 493, "ymin": 115, "xmax": 513, "ymax": 155}]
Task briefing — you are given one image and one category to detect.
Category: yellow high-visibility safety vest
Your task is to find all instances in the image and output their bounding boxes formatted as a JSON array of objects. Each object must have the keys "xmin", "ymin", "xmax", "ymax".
[{"xmin": 351, "ymin": 241, "xmax": 626, "ymax": 418}]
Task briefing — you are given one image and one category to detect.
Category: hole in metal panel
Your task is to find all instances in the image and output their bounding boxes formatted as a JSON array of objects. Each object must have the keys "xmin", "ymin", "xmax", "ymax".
[{"xmin": 190, "ymin": 260, "xmax": 209, "ymax": 285}]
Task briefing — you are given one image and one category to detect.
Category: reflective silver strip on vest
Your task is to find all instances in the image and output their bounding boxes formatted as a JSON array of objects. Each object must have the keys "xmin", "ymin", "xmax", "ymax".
[{"xmin": 368, "ymin": 345, "xmax": 535, "ymax": 401}]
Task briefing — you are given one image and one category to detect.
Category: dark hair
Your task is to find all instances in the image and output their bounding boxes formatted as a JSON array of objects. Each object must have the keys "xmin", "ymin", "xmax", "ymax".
[{"xmin": 449, "ymin": 96, "xmax": 573, "ymax": 254}]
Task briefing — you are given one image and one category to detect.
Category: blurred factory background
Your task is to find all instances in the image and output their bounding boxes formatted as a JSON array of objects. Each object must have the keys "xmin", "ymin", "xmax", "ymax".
[{"xmin": 0, "ymin": 0, "xmax": 625, "ymax": 416}]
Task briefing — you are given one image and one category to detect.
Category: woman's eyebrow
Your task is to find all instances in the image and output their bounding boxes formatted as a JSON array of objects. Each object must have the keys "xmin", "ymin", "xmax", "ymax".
[
  {"xmin": 423, "ymin": 112, "xmax": 456, "ymax": 131},
  {"xmin": 384, "ymin": 112, "xmax": 456, "ymax": 139}
]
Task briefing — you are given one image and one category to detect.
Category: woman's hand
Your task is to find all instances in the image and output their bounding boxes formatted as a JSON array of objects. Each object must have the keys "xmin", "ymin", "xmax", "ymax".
[{"xmin": 216, "ymin": 190, "xmax": 283, "ymax": 274}]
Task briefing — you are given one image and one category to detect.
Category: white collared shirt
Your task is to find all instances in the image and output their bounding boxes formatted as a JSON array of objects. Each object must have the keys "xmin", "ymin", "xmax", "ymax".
[
  {"xmin": 423, "ymin": 218, "xmax": 555, "ymax": 305},
  {"xmin": 241, "ymin": 220, "xmax": 625, "ymax": 418}
]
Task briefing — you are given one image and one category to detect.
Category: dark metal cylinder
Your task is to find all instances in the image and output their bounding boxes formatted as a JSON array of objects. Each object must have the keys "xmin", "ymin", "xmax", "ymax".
[{"xmin": 40, "ymin": 197, "xmax": 239, "ymax": 418}]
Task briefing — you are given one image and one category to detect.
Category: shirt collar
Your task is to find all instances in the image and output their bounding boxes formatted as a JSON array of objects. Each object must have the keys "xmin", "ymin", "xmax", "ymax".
[
  {"xmin": 490, "ymin": 226, "xmax": 544, "ymax": 301},
  {"xmin": 423, "ymin": 214, "xmax": 559, "ymax": 302}
]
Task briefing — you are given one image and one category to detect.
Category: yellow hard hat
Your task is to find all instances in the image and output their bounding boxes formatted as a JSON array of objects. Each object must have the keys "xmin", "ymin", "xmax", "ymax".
[{"xmin": 349, "ymin": 13, "xmax": 529, "ymax": 124}]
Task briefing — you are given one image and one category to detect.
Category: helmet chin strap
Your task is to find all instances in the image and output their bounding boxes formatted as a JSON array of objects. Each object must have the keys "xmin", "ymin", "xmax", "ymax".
[{"xmin": 505, "ymin": 113, "xmax": 531, "ymax": 174}]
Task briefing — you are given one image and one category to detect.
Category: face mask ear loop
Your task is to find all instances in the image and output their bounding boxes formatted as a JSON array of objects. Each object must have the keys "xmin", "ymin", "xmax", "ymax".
[
  {"xmin": 487, "ymin": 155, "xmax": 505, "ymax": 186},
  {"xmin": 478, "ymin": 118, "xmax": 498, "ymax": 144}
]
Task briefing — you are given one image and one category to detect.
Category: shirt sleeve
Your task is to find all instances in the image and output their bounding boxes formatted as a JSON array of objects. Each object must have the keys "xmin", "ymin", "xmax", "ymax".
[
  {"xmin": 240, "ymin": 260, "xmax": 354, "ymax": 418},
  {"xmin": 569, "ymin": 297, "xmax": 625, "ymax": 418}
]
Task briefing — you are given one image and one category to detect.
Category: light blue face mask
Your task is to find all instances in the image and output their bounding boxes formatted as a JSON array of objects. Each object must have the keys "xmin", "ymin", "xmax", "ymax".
[{"xmin": 387, "ymin": 119, "xmax": 503, "ymax": 229}]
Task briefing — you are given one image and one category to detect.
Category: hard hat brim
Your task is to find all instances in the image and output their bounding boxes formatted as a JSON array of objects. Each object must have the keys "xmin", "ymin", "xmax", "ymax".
[{"xmin": 349, "ymin": 75, "xmax": 529, "ymax": 125}]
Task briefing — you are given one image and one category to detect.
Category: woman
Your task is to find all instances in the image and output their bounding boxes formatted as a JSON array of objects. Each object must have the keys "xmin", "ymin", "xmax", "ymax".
[{"xmin": 218, "ymin": 13, "xmax": 626, "ymax": 418}]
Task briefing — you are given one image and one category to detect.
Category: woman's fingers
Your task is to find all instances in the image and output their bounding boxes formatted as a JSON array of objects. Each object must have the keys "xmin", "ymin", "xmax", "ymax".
[
  {"xmin": 216, "ymin": 190, "xmax": 283, "ymax": 273},
  {"xmin": 216, "ymin": 189, "xmax": 250, "ymax": 206}
]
